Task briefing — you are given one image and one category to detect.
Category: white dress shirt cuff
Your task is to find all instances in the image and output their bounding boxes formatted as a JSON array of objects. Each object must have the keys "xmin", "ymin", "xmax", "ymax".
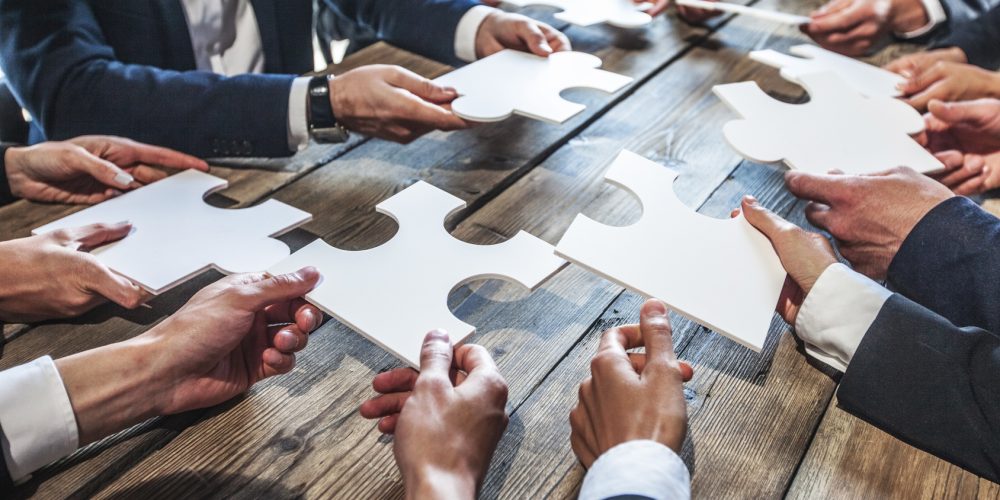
[
  {"xmin": 896, "ymin": 0, "xmax": 947, "ymax": 38},
  {"xmin": 454, "ymin": 5, "xmax": 497, "ymax": 63},
  {"xmin": 287, "ymin": 76, "xmax": 312, "ymax": 153},
  {"xmin": 579, "ymin": 440, "xmax": 691, "ymax": 500},
  {"xmin": 794, "ymin": 263, "xmax": 892, "ymax": 372},
  {"xmin": 0, "ymin": 356, "xmax": 78, "ymax": 482}
]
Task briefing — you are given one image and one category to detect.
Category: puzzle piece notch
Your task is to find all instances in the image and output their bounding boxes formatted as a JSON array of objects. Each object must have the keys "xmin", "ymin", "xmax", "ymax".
[
  {"xmin": 33, "ymin": 170, "xmax": 312, "ymax": 294},
  {"xmin": 713, "ymin": 71, "xmax": 943, "ymax": 175},
  {"xmin": 750, "ymin": 44, "xmax": 905, "ymax": 98},
  {"xmin": 267, "ymin": 180, "xmax": 566, "ymax": 367},
  {"xmin": 503, "ymin": 0, "xmax": 653, "ymax": 28},
  {"xmin": 555, "ymin": 150, "xmax": 786, "ymax": 351},
  {"xmin": 435, "ymin": 50, "xmax": 633, "ymax": 124}
]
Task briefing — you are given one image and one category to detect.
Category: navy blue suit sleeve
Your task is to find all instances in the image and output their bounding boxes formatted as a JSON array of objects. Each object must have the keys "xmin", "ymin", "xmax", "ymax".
[
  {"xmin": 933, "ymin": 3, "xmax": 1000, "ymax": 69},
  {"xmin": 0, "ymin": 0, "xmax": 296, "ymax": 158},
  {"xmin": 838, "ymin": 294, "xmax": 1000, "ymax": 483},
  {"xmin": 320, "ymin": 0, "xmax": 478, "ymax": 66},
  {"xmin": 886, "ymin": 197, "xmax": 1000, "ymax": 332},
  {"xmin": 0, "ymin": 145, "xmax": 14, "ymax": 205}
]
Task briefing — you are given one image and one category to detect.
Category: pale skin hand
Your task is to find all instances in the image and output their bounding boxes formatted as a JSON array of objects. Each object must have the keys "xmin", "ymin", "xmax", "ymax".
[
  {"xmin": 784, "ymin": 167, "xmax": 954, "ymax": 279},
  {"xmin": 802, "ymin": 0, "xmax": 928, "ymax": 56},
  {"xmin": 4, "ymin": 136, "xmax": 209, "ymax": 204},
  {"xmin": 359, "ymin": 331, "xmax": 509, "ymax": 500},
  {"xmin": 0, "ymin": 222, "xmax": 147, "ymax": 323},
  {"xmin": 884, "ymin": 46, "xmax": 968, "ymax": 78},
  {"xmin": 55, "ymin": 268, "xmax": 322, "ymax": 445},
  {"xmin": 894, "ymin": 61, "xmax": 1000, "ymax": 112},
  {"xmin": 734, "ymin": 196, "xmax": 838, "ymax": 325},
  {"xmin": 569, "ymin": 299, "xmax": 694, "ymax": 468},
  {"xmin": 475, "ymin": 12, "xmax": 571, "ymax": 59},
  {"xmin": 922, "ymin": 98, "xmax": 1000, "ymax": 194}
]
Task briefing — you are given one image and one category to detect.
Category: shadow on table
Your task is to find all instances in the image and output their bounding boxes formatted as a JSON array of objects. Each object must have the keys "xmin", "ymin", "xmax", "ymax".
[{"xmin": 98, "ymin": 471, "xmax": 305, "ymax": 500}]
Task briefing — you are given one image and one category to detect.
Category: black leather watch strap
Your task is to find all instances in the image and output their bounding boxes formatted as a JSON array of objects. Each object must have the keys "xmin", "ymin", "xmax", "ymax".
[{"xmin": 307, "ymin": 75, "xmax": 337, "ymax": 130}]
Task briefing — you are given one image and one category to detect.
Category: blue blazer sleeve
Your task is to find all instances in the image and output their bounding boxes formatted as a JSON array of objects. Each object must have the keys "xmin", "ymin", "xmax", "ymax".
[
  {"xmin": 320, "ymin": 0, "xmax": 479, "ymax": 66},
  {"xmin": 886, "ymin": 197, "xmax": 1000, "ymax": 333},
  {"xmin": 0, "ymin": 145, "xmax": 14, "ymax": 205},
  {"xmin": 837, "ymin": 294, "xmax": 1000, "ymax": 483},
  {"xmin": 0, "ymin": 0, "xmax": 296, "ymax": 158},
  {"xmin": 933, "ymin": 3, "xmax": 1000, "ymax": 69}
]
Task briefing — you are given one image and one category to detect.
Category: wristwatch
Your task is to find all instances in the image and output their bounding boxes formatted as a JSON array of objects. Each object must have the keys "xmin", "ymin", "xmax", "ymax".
[{"xmin": 307, "ymin": 75, "xmax": 350, "ymax": 144}]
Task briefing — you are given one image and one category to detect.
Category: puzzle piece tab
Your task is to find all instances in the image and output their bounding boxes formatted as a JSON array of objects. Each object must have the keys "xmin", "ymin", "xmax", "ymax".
[
  {"xmin": 33, "ymin": 170, "xmax": 312, "ymax": 294},
  {"xmin": 750, "ymin": 44, "xmax": 905, "ymax": 98},
  {"xmin": 713, "ymin": 71, "xmax": 942, "ymax": 174},
  {"xmin": 435, "ymin": 50, "xmax": 633, "ymax": 124},
  {"xmin": 555, "ymin": 150, "xmax": 786, "ymax": 351},
  {"xmin": 267, "ymin": 181, "xmax": 566, "ymax": 367},
  {"xmin": 503, "ymin": 0, "xmax": 652, "ymax": 28}
]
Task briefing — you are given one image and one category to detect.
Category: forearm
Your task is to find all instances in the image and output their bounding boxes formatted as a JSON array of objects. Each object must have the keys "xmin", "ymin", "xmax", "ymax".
[
  {"xmin": 404, "ymin": 467, "xmax": 477, "ymax": 500},
  {"xmin": 54, "ymin": 337, "xmax": 163, "ymax": 446}
]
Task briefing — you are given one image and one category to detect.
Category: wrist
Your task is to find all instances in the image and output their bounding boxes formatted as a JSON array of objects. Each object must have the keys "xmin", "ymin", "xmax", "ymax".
[
  {"xmin": 404, "ymin": 465, "xmax": 478, "ymax": 500},
  {"xmin": 3, "ymin": 146, "xmax": 26, "ymax": 197},
  {"xmin": 54, "ymin": 336, "xmax": 164, "ymax": 445}
]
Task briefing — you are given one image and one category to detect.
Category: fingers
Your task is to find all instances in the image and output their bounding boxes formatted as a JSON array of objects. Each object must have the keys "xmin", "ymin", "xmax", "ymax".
[
  {"xmin": 264, "ymin": 298, "xmax": 323, "ymax": 333},
  {"xmin": 378, "ymin": 414, "xmax": 401, "ymax": 434},
  {"xmin": 538, "ymin": 23, "xmax": 571, "ymax": 53},
  {"xmin": 270, "ymin": 324, "xmax": 310, "ymax": 353},
  {"xmin": 236, "ymin": 267, "xmax": 321, "ymax": 312},
  {"xmin": 517, "ymin": 21, "xmax": 554, "ymax": 56},
  {"xmin": 637, "ymin": 299, "xmax": 678, "ymax": 368},
  {"xmin": 128, "ymin": 165, "xmax": 170, "ymax": 185},
  {"xmin": 387, "ymin": 68, "xmax": 459, "ymax": 104},
  {"xmin": 900, "ymin": 62, "xmax": 945, "ymax": 96},
  {"xmin": 262, "ymin": 347, "xmax": 296, "ymax": 376},
  {"xmin": 804, "ymin": 202, "xmax": 834, "ymax": 232},
  {"xmin": 807, "ymin": 2, "xmax": 866, "ymax": 35},
  {"xmin": 454, "ymin": 344, "xmax": 508, "ymax": 404},
  {"xmin": 416, "ymin": 329, "xmax": 454, "ymax": 381},
  {"xmin": 359, "ymin": 391, "xmax": 410, "ymax": 420},
  {"xmin": 741, "ymin": 195, "xmax": 797, "ymax": 239},
  {"xmin": 643, "ymin": 0, "xmax": 668, "ymax": 17},
  {"xmin": 82, "ymin": 256, "xmax": 146, "ymax": 309},
  {"xmin": 55, "ymin": 221, "xmax": 133, "ymax": 251},
  {"xmin": 394, "ymin": 90, "xmax": 470, "ymax": 132},
  {"xmin": 784, "ymin": 170, "xmax": 847, "ymax": 205},
  {"xmin": 71, "ymin": 150, "xmax": 136, "ymax": 189},
  {"xmin": 594, "ymin": 324, "xmax": 643, "ymax": 376},
  {"xmin": 927, "ymin": 99, "xmax": 994, "ymax": 128},
  {"xmin": 373, "ymin": 367, "xmax": 420, "ymax": 394},
  {"xmin": 123, "ymin": 140, "xmax": 210, "ymax": 171}
]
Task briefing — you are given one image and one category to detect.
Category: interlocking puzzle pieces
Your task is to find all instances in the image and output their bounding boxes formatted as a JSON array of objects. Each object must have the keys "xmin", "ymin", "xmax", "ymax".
[
  {"xmin": 33, "ymin": 170, "xmax": 312, "ymax": 294},
  {"xmin": 503, "ymin": 0, "xmax": 652, "ymax": 28},
  {"xmin": 713, "ymin": 71, "xmax": 943, "ymax": 175},
  {"xmin": 675, "ymin": 0, "xmax": 811, "ymax": 25},
  {"xmin": 750, "ymin": 44, "xmax": 905, "ymax": 98},
  {"xmin": 435, "ymin": 50, "xmax": 633, "ymax": 124},
  {"xmin": 267, "ymin": 181, "xmax": 566, "ymax": 368},
  {"xmin": 555, "ymin": 150, "xmax": 786, "ymax": 351}
]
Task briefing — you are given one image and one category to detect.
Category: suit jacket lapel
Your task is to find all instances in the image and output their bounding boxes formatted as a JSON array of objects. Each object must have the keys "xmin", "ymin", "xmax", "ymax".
[{"xmin": 159, "ymin": 0, "xmax": 198, "ymax": 70}]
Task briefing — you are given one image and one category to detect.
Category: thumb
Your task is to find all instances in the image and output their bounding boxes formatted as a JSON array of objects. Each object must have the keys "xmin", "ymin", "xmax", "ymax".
[
  {"xmin": 237, "ymin": 267, "xmax": 321, "ymax": 312},
  {"xmin": 417, "ymin": 329, "xmax": 454, "ymax": 378},
  {"xmin": 58, "ymin": 221, "xmax": 133, "ymax": 251},
  {"xmin": 519, "ymin": 22, "xmax": 553, "ymax": 56},
  {"xmin": 389, "ymin": 68, "xmax": 458, "ymax": 103},
  {"xmin": 638, "ymin": 299, "xmax": 677, "ymax": 368},
  {"xmin": 73, "ymin": 148, "xmax": 136, "ymax": 189},
  {"xmin": 741, "ymin": 195, "xmax": 793, "ymax": 241},
  {"xmin": 928, "ymin": 99, "xmax": 993, "ymax": 128},
  {"xmin": 82, "ymin": 256, "xmax": 146, "ymax": 309}
]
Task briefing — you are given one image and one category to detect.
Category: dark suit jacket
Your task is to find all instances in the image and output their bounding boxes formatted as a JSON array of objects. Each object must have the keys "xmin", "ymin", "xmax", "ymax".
[
  {"xmin": 0, "ymin": 0, "xmax": 477, "ymax": 158},
  {"xmin": 934, "ymin": 3, "xmax": 1000, "ymax": 69},
  {"xmin": 0, "ymin": 145, "xmax": 13, "ymax": 205},
  {"xmin": 838, "ymin": 294, "xmax": 1000, "ymax": 483},
  {"xmin": 838, "ymin": 197, "xmax": 1000, "ymax": 483}
]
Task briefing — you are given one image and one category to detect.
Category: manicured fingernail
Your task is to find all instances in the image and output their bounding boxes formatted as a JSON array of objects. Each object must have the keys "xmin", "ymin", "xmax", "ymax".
[
  {"xmin": 116, "ymin": 220, "xmax": 131, "ymax": 226},
  {"xmin": 540, "ymin": 42, "xmax": 553, "ymax": 54},
  {"xmin": 114, "ymin": 172, "xmax": 134, "ymax": 187}
]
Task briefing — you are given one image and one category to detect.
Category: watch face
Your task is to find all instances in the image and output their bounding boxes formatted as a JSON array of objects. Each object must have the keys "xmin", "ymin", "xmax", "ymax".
[{"xmin": 310, "ymin": 86, "xmax": 328, "ymax": 97}]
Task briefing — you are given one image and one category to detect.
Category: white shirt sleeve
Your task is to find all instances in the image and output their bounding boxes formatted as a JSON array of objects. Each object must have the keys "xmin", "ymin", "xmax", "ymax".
[
  {"xmin": 794, "ymin": 263, "xmax": 892, "ymax": 372},
  {"xmin": 579, "ymin": 440, "xmax": 691, "ymax": 500},
  {"xmin": 895, "ymin": 0, "xmax": 947, "ymax": 38},
  {"xmin": 287, "ymin": 76, "xmax": 313, "ymax": 153},
  {"xmin": 454, "ymin": 5, "xmax": 498, "ymax": 63},
  {"xmin": 0, "ymin": 356, "xmax": 78, "ymax": 482}
]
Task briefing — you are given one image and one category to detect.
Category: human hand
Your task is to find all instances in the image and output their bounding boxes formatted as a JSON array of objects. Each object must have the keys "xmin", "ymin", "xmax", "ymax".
[
  {"xmin": 922, "ymin": 99, "xmax": 1000, "ymax": 194},
  {"xmin": 569, "ymin": 299, "xmax": 694, "ymax": 468},
  {"xmin": 4, "ymin": 136, "xmax": 209, "ymax": 204},
  {"xmin": 0, "ymin": 222, "xmax": 146, "ymax": 322},
  {"xmin": 785, "ymin": 167, "xmax": 954, "ymax": 279},
  {"xmin": 55, "ymin": 268, "xmax": 322, "ymax": 445},
  {"xmin": 329, "ymin": 65, "xmax": 470, "ymax": 143},
  {"xmin": 803, "ymin": 0, "xmax": 928, "ymax": 56},
  {"xmin": 735, "ymin": 196, "xmax": 838, "ymax": 325},
  {"xmin": 475, "ymin": 12, "xmax": 570, "ymax": 59},
  {"xmin": 672, "ymin": 0, "xmax": 723, "ymax": 23},
  {"xmin": 884, "ymin": 46, "xmax": 967, "ymax": 77},
  {"xmin": 896, "ymin": 62, "xmax": 1000, "ymax": 112},
  {"xmin": 360, "ymin": 331, "xmax": 508, "ymax": 499}
]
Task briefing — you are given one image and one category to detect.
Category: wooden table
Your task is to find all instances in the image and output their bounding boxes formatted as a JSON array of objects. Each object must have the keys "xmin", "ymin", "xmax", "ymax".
[{"xmin": 3, "ymin": 1, "xmax": 998, "ymax": 497}]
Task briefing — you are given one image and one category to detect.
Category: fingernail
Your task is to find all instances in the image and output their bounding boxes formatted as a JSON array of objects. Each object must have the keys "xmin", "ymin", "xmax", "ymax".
[
  {"xmin": 644, "ymin": 299, "xmax": 668, "ymax": 316},
  {"xmin": 310, "ymin": 309, "xmax": 322, "ymax": 331},
  {"xmin": 540, "ymin": 42, "xmax": 553, "ymax": 54},
  {"xmin": 114, "ymin": 172, "xmax": 134, "ymax": 187},
  {"xmin": 116, "ymin": 220, "xmax": 131, "ymax": 227},
  {"xmin": 744, "ymin": 195, "xmax": 759, "ymax": 206},
  {"xmin": 280, "ymin": 329, "xmax": 299, "ymax": 349},
  {"xmin": 426, "ymin": 329, "xmax": 449, "ymax": 342}
]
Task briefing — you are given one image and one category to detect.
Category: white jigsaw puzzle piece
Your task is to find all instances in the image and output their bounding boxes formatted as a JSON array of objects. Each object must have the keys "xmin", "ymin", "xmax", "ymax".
[
  {"xmin": 267, "ymin": 181, "xmax": 566, "ymax": 368},
  {"xmin": 503, "ymin": 0, "xmax": 653, "ymax": 28},
  {"xmin": 33, "ymin": 170, "xmax": 312, "ymax": 294},
  {"xmin": 713, "ymin": 71, "xmax": 942, "ymax": 174},
  {"xmin": 750, "ymin": 44, "xmax": 905, "ymax": 98},
  {"xmin": 435, "ymin": 50, "xmax": 633, "ymax": 124},
  {"xmin": 555, "ymin": 150, "xmax": 786, "ymax": 351},
  {"xmin": 675, "ymin": 0, "xmax": 811, "ymax": 25}
]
